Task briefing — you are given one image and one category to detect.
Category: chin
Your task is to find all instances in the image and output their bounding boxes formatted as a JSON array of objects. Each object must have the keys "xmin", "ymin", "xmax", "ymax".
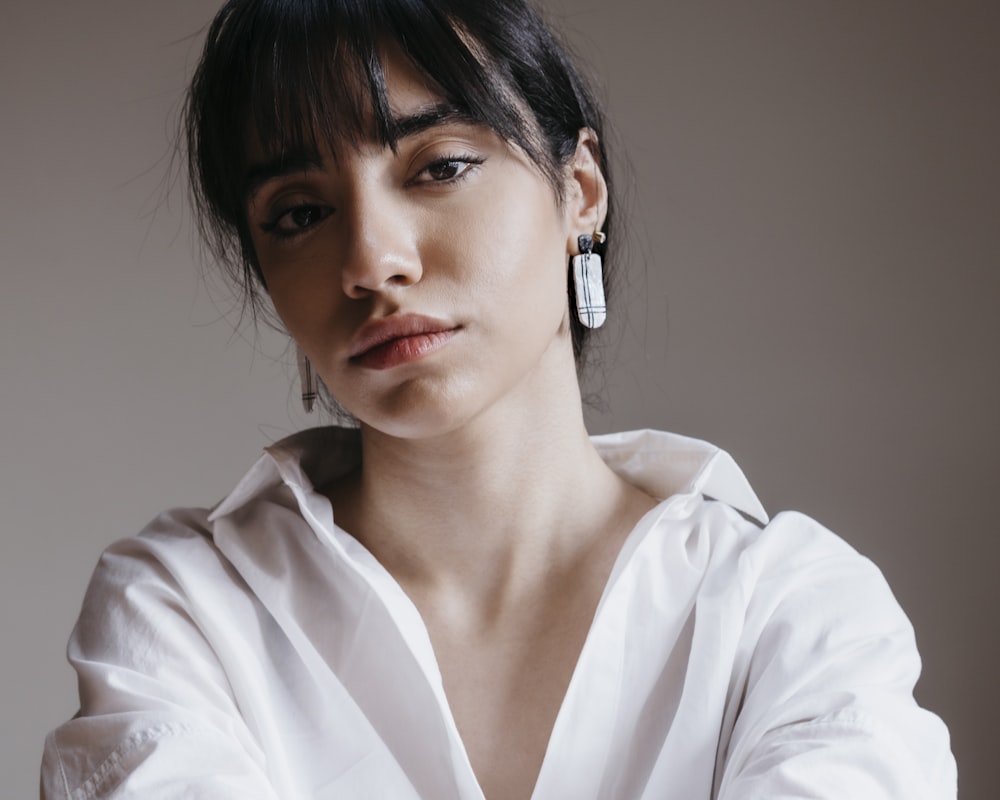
[
  {"xmin": 349, "ymin": 373, "xmax": 489, "ymax": 441},
  {"xmin": 343, "ymin": 333, "xmax": 571, "ymax": 441}
]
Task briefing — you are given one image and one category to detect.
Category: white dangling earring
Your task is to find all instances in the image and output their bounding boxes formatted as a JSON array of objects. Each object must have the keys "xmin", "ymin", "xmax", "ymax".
[
  {"xmin": 297, "ymin": 346, "xmax": 318, "ymax": 413},
  {"xmin": 572, "ymin": 232, "xmax": 606, "ymax": 329}
]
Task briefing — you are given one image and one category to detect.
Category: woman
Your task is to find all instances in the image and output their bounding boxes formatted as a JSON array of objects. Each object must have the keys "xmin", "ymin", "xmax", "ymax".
[{"xmin": 41, "ymin": 0, "xmax": 956, "ymax": 798}]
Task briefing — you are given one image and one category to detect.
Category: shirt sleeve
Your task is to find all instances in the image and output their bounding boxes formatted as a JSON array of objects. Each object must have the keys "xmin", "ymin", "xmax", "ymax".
[
  {"xmin": 715, "ymin": 511, "xmax": 957, "ymax": 799},
  {"xmin": 41, "ymin": 510, "xmax": 281, "ymax": 800}
]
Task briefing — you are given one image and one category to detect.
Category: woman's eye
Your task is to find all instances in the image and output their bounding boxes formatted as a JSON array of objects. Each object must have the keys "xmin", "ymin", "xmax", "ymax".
[
  {"xmin": 262, "ymin": 204, "xmax": 332, "ymax": 238},
  {"xmin": 416, "ymin": 155, "xmax": 484, "ymax": 184},
  {"xmin": 288, "ymin": 206, "xmax": 324, "ymax": 227}
]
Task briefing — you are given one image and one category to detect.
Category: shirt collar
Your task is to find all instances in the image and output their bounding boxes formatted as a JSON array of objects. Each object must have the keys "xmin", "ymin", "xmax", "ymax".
[
  {"xmin": 209, "ymin": 427, "xmax": 768, "ymax": 526},
  {"xmin": 590, "ymin": 429, "xmax": 769, "ymax": 525},
  {"xmin": 208, "ymin": 427, "xmax": 361, "ymax": 522}
]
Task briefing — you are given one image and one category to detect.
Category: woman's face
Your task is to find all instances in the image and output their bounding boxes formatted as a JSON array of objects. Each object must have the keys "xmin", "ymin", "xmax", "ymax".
[{"xmin": 246, "ymin": 49, "xmax": 598, "ymax": 438}]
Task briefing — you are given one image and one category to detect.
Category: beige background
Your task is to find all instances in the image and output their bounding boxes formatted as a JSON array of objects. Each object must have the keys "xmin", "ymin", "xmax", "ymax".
[{"xmin": 2, "ymin": 0, "xmax": 997, "ymax": 797}]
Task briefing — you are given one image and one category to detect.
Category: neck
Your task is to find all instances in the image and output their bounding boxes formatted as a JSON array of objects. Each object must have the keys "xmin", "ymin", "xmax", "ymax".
[{"xmin": 325, "ymin": 350, "xmax": 649, "ymax": 610}]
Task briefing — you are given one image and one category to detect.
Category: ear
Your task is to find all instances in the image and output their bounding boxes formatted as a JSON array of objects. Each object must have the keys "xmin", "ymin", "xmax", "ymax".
[{"xmin": 563, "ymin": 128, "xmax": 608, "ymax": 255}]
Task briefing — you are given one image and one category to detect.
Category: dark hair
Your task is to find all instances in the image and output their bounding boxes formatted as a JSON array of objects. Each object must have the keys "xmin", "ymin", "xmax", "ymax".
[{"xmin": 185, "ymin": 0, "xmax": 613, "ymax": 367}]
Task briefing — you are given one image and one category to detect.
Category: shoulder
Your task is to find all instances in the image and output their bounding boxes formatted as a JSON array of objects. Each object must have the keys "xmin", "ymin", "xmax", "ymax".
[
  {"xmin": 71, "ymin": 507, "xmax": 229, "ymax": 661},
  {"xmin": 644, "ymin": 492, "xmax": 867, "ymax": 591},
  {"xmin": 45, "ymin": 507, "xmax": 279, "ymax": 799},
  {"xmin": 100, "ymin": 506, "xmax": 217, "ymax": 563},
  {"xmin": 80, "ymin": 506, "xmax": 237, "ymax": 617},
  {"xmin": 656, "ymin": 488, "xmax": 885, "ymax": 592},
  {"xmin": 703, "ymin": 504, "xmax": 911, "ymax": 656},
  {"xmin": 716, "ymin": 504, "xmax": 891, "ymax": 611},
  {"xmin": 681, "ymin": 499, "xmax": 917, "ymax": 683},
  {"xmin": 608, "ymin": 484, "xmax": 954, "ymax": 796},
  {"xmin": 688, "ymin": 503, "xmax": 957, "ymax": 797}
]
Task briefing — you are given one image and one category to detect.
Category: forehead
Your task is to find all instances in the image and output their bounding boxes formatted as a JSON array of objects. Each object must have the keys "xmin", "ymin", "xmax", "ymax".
[
  {"xmin": 381, "ymin": 43, "xmax": 447, "ymax": 117},
  {"xmin": 206, "ymin": 2, "xmax": 552, "ymax": 214},
  {"xmin": 246, "ymin": 39, "xmax": 471, "ymax": 166},
  {"xmin": 243, "ymin": 49, "xmax": 488, "ymax": 190},
  {"xmin": 243, "ymin": 47, "xmax": 503, "ymax": 203}
]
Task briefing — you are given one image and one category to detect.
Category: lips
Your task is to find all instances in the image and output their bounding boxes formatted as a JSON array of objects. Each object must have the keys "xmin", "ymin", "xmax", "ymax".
[{"xmin": 348, "ymin": 314, "xmax": 460, "ymax": 370}]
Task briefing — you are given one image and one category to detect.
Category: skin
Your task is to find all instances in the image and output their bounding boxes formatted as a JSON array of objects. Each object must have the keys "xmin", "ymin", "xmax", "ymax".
[{"xmin": 247, "ymin": 49, "xmax": 657, "ymax": 800}]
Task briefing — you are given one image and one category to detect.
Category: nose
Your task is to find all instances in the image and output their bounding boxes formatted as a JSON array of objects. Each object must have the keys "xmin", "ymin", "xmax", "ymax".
[{"xmin": 340, "ymin": 187, "xmax": 422, "ymax": 299}]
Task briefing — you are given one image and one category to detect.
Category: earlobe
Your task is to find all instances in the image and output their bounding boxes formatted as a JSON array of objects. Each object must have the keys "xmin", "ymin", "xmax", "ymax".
[{"xmin": 565, "ymin": 128, "xmax": 608, "ymax": 254}]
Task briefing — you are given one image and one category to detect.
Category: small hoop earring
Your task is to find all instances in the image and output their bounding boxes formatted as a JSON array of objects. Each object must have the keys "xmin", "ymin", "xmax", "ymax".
[
  {"xmin": 571, "ymin": 233, "xmax": 607, "ymax": 329},
  {"xmin": 297, "ymin": 346, "xmax": 318, "ymax": 413}
]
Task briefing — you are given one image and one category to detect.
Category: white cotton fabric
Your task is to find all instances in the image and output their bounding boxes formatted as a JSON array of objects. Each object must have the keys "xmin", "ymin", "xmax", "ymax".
[{"xmin": 41, "ymin": 428, "xmax": 957, "ymax": 799}]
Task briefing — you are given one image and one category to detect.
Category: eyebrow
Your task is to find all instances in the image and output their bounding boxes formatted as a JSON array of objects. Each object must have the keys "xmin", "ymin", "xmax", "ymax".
[
  {"xmin": 243, "ymin": 103, "xmax": 481, "ymax": 203},
  {"xmin": 389, "ymin": 102, "xmax": 479, "ymax": 139}
]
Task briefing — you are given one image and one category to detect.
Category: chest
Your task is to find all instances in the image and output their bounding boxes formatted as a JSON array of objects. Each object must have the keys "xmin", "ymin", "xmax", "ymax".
[
  {"xmin": 426, "ymin": 602, "xmax": 596, "ymax": 800},
  {"xmin": 216, "ymin": 496, "xmax": 744, "ymax": 798}
]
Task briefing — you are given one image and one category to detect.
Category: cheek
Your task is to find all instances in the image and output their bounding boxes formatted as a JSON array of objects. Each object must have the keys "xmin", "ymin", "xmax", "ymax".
[
  {"xmin": 437, "ymin": 177, "xmax": 568, "ymax": 310},
  {"xmin": 266, "ymin": 278, "xmax": 314, "ymax": 340},
  {"xmin": 256, "ymin": 245, "xmax": 342, "ymax": 340},
  {"xmin": 500, "ymin": 202, "xmax": 570, "ymax": 326}
]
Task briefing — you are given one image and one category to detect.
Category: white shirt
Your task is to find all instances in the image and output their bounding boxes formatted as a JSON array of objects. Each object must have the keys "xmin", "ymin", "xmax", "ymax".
[{"xmin": 42, "ymin": 428, "xmax": 956, "ymax": 799}]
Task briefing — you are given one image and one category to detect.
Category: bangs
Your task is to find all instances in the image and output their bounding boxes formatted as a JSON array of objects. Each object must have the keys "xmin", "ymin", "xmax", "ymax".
[{"xmin": 191, "ymin": 0, "xmax": 547, "ymax": 235}]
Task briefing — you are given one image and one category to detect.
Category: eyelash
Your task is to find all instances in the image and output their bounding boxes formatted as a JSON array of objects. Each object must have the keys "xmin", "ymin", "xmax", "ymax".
[
  {"xmin": 259, "ymin": 205, "xmax": 331, "ymax": 239},
  {"xmin": 410, "ymin": 152, "xmax": 485, "ymax": 186},
  {"xmin": 258, "ymin": 152, "xmax": 486, "ymax": 241}
]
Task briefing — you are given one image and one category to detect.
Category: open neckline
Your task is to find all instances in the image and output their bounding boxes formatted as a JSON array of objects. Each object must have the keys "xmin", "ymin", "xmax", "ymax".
[{"xmin": 304, "ymin": 485, "xmax": 680, "ymax": 799}]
